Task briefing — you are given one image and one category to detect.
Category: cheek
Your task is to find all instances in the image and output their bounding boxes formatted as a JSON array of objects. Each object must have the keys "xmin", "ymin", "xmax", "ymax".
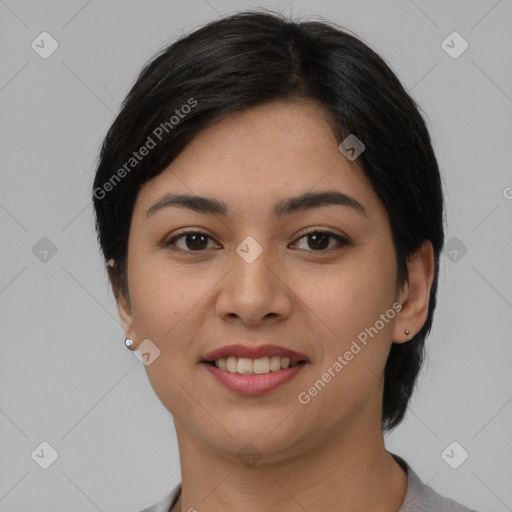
[
  {"xmin": 295, "ymin": 246, "xmax": 398, "ymax": 344},
  {"xmin": 127, "ymin": 265, "xmax": 210, "ymax": 411},
  {"xmin": 291, "ymin": 249, "xmax": 398, "ymax": 422},
  {"xmin": 130, "ymin": 271, "xmax": 192, "ymax": 334},
  {"xmin": 128, "ymin": 257, "xmax": 219, "ymax": 359}
]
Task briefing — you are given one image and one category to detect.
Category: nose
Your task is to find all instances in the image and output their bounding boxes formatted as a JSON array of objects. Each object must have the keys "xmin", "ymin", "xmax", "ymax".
[{"xmin": 215, "ymin": 239, "xmax": 292, "ymax": 326}]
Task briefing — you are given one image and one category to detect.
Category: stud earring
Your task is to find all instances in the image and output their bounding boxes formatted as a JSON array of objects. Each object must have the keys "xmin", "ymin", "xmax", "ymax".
[
  {"xmin": 125, "ymin": 338, "xmax": 134, "ymax": 349},
  {"xmin": 404, "ymin": 329, "xmax": 410, "ymax": 336}
]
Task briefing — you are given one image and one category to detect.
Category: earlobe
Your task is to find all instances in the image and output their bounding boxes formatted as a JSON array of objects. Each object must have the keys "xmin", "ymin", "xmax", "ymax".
[{"xmin": 392, "ymin": 240, "xmax": 435, "ymax": 344}]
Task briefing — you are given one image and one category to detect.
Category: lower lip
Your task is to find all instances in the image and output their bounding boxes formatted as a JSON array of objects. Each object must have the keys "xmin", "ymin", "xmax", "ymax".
[{"xmin": 202, "ymin": 361, "xmax": 307, "ymax": 395}]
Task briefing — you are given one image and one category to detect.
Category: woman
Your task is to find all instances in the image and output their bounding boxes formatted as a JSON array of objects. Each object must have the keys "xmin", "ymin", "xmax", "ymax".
[{"xmin": 92, "ymin": 10, "xmax": 478, "ymax": 512}]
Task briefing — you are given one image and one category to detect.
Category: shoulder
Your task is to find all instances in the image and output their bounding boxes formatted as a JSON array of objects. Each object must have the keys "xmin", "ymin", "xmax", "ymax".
[
  {"xmin": 392, "ymin": 453, "xmax": 479, "ymax": 512},
  {"xmin": 138, "ymin": 482, "xmax": 181, "ymax": 512}
]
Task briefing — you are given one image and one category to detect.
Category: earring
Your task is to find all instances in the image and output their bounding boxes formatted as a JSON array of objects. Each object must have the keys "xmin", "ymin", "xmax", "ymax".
[
  {"xmin": 125, "ymin": 338, "xmax": 134, "ymax": 349},
  {"xmin": 404, "ymin": 329, "xmax": 410, "ymax": 336}
]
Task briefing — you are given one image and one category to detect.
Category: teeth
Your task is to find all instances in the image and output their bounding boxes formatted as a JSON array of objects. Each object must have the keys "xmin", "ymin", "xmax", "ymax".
[
  {"xmin": 252, "ymin": 357, "xmax": 270, "ymax": 374},
  {"xmin": 226, "ymin": 356, "xmax": 237, "ymax": 372},
  {"xmin": 269, "ymin": 355, "xmax": 281, "ymax": 371},
  {"xmin": 214, "ymin": 356, "xmax": 299, "ymax": 374},
  {"xmin": 237, "ymin": 357, "xmax": 253, "ymax": 375}
]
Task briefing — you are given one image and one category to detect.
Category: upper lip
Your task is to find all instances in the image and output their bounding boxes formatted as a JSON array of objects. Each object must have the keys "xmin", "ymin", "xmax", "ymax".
[{"xmin": 201, "ymin": 344, "xmax": 308, "ymax": 364}]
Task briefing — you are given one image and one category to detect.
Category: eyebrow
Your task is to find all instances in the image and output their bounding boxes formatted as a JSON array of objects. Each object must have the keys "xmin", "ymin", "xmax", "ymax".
[{"xmin": 146, "ymin": 190, "xmax": 366, "ymax": 219}]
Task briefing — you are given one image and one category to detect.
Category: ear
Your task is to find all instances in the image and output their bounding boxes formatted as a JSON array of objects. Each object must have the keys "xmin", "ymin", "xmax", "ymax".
[
  {"xmin": 107, "ymin": 266, "xmax": 138, "ymax": 346},
  {"xmin": 116, "ymin": 293, "xmax": 138, "ymax": 344},
  {"xmin": 392, "ymin": 240, "xmax": 435, "ymax": 344}
]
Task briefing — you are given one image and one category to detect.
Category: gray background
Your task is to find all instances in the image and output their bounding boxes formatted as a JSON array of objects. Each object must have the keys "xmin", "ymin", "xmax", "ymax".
[{"xmin": 1, "ymin": 0, "xmax": 511, "ymax": 511}]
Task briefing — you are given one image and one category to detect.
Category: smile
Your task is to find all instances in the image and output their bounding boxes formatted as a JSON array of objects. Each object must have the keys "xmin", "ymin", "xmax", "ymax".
[
  {"xmin": 202, "ymin": 360, "xmax": 308, "ymax": 395},
  {"xmin": 210, "ymin": 355, "xmax": 303, "ymax": 375}
]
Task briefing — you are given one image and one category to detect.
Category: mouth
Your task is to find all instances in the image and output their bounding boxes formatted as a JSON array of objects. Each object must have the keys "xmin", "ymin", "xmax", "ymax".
[
  {"xmin": 202, "ymin": 356, "xmax": 307, "ymax": 375},
  {"xmin": 200, "ymin": 343, "xmax": 308, "ymax": 375},
  {"xmin": 200, "ymin": 344, "xmax": 309, "ymax": 395}
]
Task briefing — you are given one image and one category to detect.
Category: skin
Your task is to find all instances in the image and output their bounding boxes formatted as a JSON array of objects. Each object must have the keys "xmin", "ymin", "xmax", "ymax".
[{"xmin": 115, "ymin": 99, "xmax": 434, "ymax": 512}]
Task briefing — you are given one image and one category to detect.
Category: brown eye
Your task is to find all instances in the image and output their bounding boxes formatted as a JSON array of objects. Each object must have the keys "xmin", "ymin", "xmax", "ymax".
[
  {"xmin": 292, "ymin": 231, "xmax": 348, "ymax": 252},
  {"xmin": 306, "ymin": 232, "xmax": 330, "ymax": 251},
  {"xmin": 165, "ymin": 231, "xmax": 217, "ymax": 251}
]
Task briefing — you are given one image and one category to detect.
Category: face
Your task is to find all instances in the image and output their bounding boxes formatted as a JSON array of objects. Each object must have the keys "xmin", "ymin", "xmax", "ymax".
[{"xmin": 118, "ymin": 99, "xmax": 416, "ymax": 461}]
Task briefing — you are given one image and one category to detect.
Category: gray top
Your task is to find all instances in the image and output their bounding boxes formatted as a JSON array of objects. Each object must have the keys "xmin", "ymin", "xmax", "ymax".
[{"xmin": 139, "ymin": 453, "xmax": 478, "ymax": 512}]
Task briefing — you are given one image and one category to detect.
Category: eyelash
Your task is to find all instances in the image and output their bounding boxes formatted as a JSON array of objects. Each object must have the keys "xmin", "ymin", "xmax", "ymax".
[{"xmin": 161, "ymin": 227, "xmax": 349, "ymax": 254}]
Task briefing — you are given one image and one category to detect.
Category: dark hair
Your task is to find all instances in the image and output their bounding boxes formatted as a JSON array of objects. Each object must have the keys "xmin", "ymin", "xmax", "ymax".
[{"xmin": 92, "ymin": 9, "xmax": 444, "ymax": 432}]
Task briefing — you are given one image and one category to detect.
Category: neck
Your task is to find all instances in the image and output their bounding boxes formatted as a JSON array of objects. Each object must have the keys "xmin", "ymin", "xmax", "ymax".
[{"xmin": 173, "ymin": 413, "xmax": 407, "ymax": 512}]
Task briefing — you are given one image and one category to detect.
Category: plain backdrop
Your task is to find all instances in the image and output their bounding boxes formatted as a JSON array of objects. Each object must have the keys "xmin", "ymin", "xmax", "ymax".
[{"xmin": 1, "ymin": 1, "xmax": 511, "ymax": 511}]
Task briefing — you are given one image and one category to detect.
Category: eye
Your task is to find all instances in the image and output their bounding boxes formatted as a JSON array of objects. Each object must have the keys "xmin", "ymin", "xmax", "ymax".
[
  {"xmin": 161, "ymin": 228, "xmax": 349, "ymax": 253},
  {"xmin": 291, "ymin": 229, "xmax": 348, "ymax": 252},
  {"xmin": 163, "ymin": 230, "xmax": 219, "ymax": 252}
]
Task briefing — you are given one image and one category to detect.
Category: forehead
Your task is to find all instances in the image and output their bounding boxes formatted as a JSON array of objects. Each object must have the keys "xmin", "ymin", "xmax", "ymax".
[
  {"xmin": 134, "ymin": 100, "xmax": 383, "ymax": 221},
  {"xmin": 179, "ymin": 99, "xmax": 340, "ymax": 172}
]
